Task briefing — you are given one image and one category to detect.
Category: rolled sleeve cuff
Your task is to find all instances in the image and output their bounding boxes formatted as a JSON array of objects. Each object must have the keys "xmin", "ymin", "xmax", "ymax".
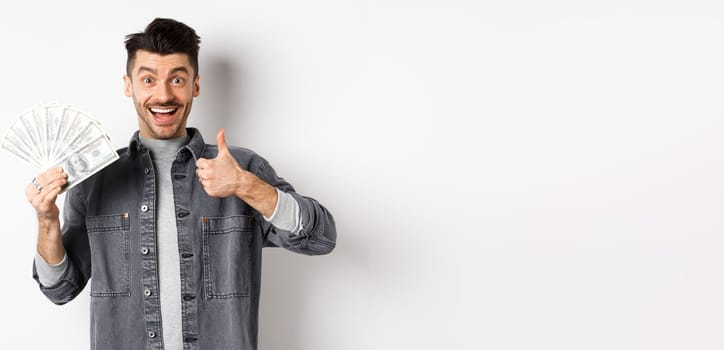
[
  {"xmin": 263, "ymin": 189, "xmax": 302, "ymax": 235},
  {"xmin": 34, "ymin": 252, "xmax": 68, "ymax": 287}
]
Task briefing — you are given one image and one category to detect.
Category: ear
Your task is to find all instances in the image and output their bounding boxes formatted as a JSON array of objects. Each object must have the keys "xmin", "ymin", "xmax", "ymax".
[
  {"xmin": 193, "ymin": 74, "xmax": 200, "ymax": 97},
  {"xmin": 123, "ymin": 75, "xmax": 132, "ymax": 97}
]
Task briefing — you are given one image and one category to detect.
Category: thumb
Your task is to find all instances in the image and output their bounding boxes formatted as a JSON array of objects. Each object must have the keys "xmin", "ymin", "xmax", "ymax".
[{"xmin": 216, "ymin": 128, "xmax": 230, "ymax": 156}]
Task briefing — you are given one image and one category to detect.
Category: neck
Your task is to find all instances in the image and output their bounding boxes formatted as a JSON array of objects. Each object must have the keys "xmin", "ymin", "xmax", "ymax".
[{"xmin": 140, "ymin": 134, "xmax": 190, "ymax": 161}]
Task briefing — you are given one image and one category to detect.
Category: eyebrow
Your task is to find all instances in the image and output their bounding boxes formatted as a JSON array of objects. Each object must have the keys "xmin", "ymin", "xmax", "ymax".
[
  {"xmin": 137, "ymin": 66, "xmax": 156, "ymax": 75},
  {"xmin": 136, "ymin": 66, "xmax": 190, "ymax": 75},
  {"xmin": 170, "ymin": 67, "xmax": 190, "ymax": 75}
]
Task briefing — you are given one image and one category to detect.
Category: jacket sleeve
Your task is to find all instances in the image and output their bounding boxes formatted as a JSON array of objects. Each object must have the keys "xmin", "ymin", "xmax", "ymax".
[
  {"xmin": 253, "ymin": 157, "xmax": 337, "ymax": 255},
  {"xmin": 32, "ymin": 184, "xmax": 91, "ymax": 305}
]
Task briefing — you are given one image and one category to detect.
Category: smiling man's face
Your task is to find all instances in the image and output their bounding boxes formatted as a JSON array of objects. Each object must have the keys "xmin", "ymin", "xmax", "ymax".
[{"xmin": 124, "ymin": 50, "xmax": 200, "ymax": 139}]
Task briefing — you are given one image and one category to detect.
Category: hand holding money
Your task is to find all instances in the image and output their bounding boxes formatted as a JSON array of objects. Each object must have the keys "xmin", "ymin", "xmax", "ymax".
[
  {"xmin": 25, "ymin": 167, "xmax": 67, "ymax": 220},
  {"xmin": 2, "ymin": 104, "xmax": 120, "ymax": 192}
]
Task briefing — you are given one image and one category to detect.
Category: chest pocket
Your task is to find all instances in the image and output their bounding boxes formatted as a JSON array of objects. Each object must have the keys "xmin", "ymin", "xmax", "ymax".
[
  {"xmin": 202, "ymin": 215, "xmax": 254, "ymax": 299},
  {"xmin": 86, "ymin": 213, "xmax": 130, "ymax": 297}
]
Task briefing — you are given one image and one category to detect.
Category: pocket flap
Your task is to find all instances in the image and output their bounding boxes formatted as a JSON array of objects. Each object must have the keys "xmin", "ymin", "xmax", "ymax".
[
  {"xmin": 86, "ymin": 213, "xmax": 130, "ymax": 232},
  {"xmin": 202, "ymin": 215, "xmax": 254, "ymax": 234}
]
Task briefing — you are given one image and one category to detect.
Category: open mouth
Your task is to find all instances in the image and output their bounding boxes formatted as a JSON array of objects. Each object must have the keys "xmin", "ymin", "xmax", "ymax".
[{"xmin": 149, "ymin": 107, "xmax": 179, "ymax": 123}]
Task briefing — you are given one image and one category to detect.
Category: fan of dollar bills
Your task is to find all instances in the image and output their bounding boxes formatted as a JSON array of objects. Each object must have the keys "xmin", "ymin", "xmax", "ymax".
[{"xmin": 2, "ymin": 104, "xmax": 119, "ymax": 192}]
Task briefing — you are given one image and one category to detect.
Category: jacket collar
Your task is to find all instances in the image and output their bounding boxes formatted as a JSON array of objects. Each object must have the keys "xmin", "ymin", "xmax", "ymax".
[{"xmin": 128, "ymin": 127, "xmax": 207, "ymax": 161}]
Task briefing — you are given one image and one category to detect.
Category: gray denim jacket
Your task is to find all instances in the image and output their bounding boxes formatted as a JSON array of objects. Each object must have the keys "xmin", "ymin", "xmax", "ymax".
[{"xmin": 32, "ymin": 128, "xmax": 337, "ymax": 350}]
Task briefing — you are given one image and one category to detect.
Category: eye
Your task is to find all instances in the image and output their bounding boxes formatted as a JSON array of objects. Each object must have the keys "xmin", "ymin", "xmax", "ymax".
[
  {"xmin": 172, "ymin": 77, "xmax": 184, "ymax": 84},
  {"xmin": 142, "ymin": 77, "xmax": 153, "ymax": 84}
]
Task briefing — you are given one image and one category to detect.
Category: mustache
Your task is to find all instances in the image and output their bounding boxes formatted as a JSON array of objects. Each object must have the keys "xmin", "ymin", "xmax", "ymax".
[{"xmin": 146, "ymin": 101, "xmax": 181, "ymax": 108}]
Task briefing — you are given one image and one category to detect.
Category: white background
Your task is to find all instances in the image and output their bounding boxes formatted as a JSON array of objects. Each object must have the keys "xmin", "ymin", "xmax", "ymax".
[{"xmin": 1, "ymin": 1, "xmax": 724, "ymax": 349}]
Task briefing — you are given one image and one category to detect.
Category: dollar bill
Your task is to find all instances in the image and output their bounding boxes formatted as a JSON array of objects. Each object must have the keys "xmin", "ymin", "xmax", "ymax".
[
  {"xmin": 52, "ymin": 134, "xmax": 120, "ymax": 192},
  {"xmin": 45, "ymin": 104, "xmax": 67, "ymax": 162},
  {"xmin": 32, "ymin": 106, "xmax": 48, "ymax": 163},
  {"xmin": 1, "ymin": 133, "xmax": 41, "ymax": 168},
  {"xmin": 54, "ymin": 108, "xmax": 81, "ymax": 157},
  {"xmin": 7, "ymin": 121, "xmax": 40, "ymax": 164},
  {"xmin": 54, "ymin": 117, "xmax": 104, "ymax": 162},
  {"xmin": 18, "ymin": 110, "xmax": 43, "ymax": 163},
  {"xmin": 54, "ymin": 108, "xmax": 95, "ymax": 162}
]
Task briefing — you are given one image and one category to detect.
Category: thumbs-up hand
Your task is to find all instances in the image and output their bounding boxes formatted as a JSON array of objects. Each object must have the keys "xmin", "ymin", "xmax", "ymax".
[
  {"xmin": 195, "ymin": 128, "xmax": 244, "ymax": 198},
  {"xmin": 195, "ymin": 129, "xmax": 278, "ymax": 217}
]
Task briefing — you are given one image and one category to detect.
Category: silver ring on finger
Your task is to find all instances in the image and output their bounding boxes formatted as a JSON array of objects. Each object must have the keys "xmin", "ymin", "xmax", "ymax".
[{"xmin": 32, "ymin": 177, "xmax": 43, "ymax": 193}]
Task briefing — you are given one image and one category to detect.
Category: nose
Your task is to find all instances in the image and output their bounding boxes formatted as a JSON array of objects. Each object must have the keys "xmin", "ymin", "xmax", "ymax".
[{"xmin": 154, "ymin": 82, "xmax": 173, "ymax": 103}]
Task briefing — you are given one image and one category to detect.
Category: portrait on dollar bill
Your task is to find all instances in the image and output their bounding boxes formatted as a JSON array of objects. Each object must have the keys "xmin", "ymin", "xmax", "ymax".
[{"xmin": 64, "ymin": 153, "xmax": 89, "ymax": 180}]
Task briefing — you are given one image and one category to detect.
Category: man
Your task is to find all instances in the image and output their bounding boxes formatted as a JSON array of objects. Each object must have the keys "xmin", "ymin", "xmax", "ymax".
[{"xmin": 27, "ymin": 18, "xmax": 336, "ymax": 350}]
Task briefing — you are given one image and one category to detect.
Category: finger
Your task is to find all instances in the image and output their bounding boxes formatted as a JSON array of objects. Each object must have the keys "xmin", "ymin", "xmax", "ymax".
[
  {"xmin": 216, "ymin": 128, "xmax": 229, "ymax": 156},
  {"xmin": 40, "ymin": 186, "xmax": 62, "ymax": 207},
  {"xmin": 197, "ymin": 164, "xmax": 218, "ymax": 177},
  {"xmin": 40, "ymin": 177, "xmax": 66, "ymax": 199},
  {"xmin": 199, "ymin": 179, "xmax": 209, "ymax": 191},
  {"xmin": 36, "ymin": 167, "xmax": 64, "ymax": 186},
  {"xmin": 202, "ymin": 167, "xmax": 215, "ymax": 178},
  {"xmin": 31, "ymin": 190, "xmax": 45, "ymax": 209},
  {"xmin": 28, "ymin": 175, "xmax": 66, "ymax": 211},
  {"xmin": 45, "ymin": 177, "xmax": 68, "ymax": 192},
  {"xmin": 26, "ymin": 178, "xmax": 46, "ymax": 201},
  {"xmin": 45, "ymin": 171, "xmax": 68, "ymax": 185},
  {"xmin": 33, "ymin": 176, "xmax": 67, "ymax": 197},
  {"xmin": 40, "ymin": 166, "xmax": 63, "ymax": 178},
  {"xmin": 25, "ymin": 183, "xmax": 38, "ymax": 202},
  {"xmin": 196, "ymin": 158, "xmax": 210, "ymax": 169}
]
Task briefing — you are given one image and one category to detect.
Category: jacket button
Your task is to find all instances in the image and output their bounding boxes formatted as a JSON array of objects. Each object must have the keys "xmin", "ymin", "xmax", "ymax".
[
  {"xmin": 144, "ymin": 288, "xmax": 152, "ymax": 297},
  {"xmin": 177, "ymin": 211, "xmax": 189, "ymax": 218},
  {"xmin": 141, "ymin": 247, "xmax": 149, "ymax": 255},
  {"xmin": 144, "ymin": 168, "xmax": 150, "ymax": 174},
  {"xmin": 148, "ymin": 331, "xmax": 156, "ymax": 338},
  {"xmin": 184, "ymin": 336, "xmax": 198, "ymax": 343},
  {"xmin": 183, "ymin": 294, "xmax": 195, "ymax": 301},
  {"xmin": 141, "ymin": 205, "xmax": 148, "ymax": 212}
]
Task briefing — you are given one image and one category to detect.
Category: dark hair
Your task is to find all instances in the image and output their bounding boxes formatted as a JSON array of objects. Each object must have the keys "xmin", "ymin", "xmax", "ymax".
[{"xmin": 124, "ymin": 18, "xmax": 201, "ymax": 76}]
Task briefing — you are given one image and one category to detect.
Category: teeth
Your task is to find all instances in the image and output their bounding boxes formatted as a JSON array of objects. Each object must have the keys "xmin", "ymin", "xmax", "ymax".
[{"xmin": 150, "ymin": 107, "xmax": 175, "ymax": 114}]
